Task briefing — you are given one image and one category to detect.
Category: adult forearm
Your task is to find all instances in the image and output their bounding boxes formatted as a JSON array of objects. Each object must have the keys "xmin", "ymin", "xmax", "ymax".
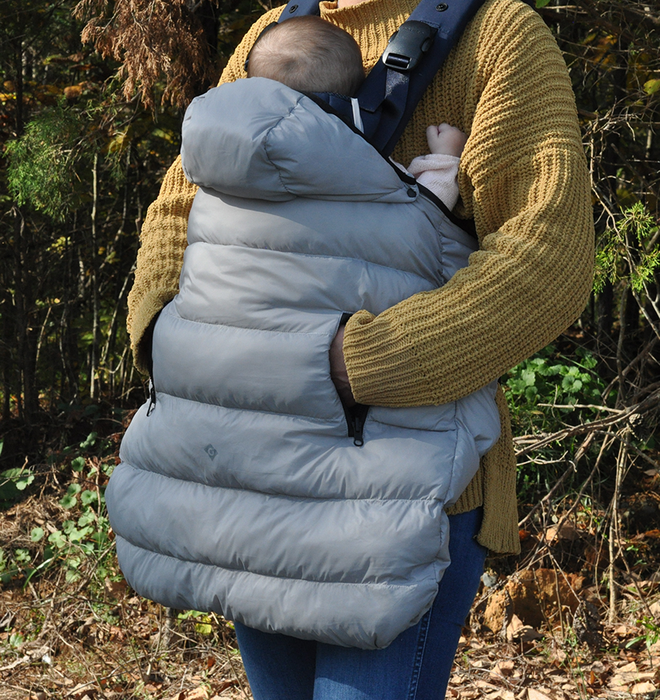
[{"xmin": 343, "ymin": 146, "xmax": 595, "ymax": 407}]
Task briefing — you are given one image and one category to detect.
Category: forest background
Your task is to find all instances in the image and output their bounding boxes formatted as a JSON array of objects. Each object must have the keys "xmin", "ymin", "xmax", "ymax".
[{"xmin": 0, "ymin": 1, "xmax": 659, "ymax": 698}]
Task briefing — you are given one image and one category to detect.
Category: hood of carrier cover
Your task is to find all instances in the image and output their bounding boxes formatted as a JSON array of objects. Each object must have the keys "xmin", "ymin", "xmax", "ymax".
[{"xmin": 180, "ymin": 77, "xmax": 412, "ymax": 203}]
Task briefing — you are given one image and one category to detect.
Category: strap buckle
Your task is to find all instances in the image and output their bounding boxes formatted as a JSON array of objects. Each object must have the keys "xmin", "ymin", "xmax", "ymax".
[{"xmin": 382, "ymin": 21, "xmax": 436, "ymax": 71}]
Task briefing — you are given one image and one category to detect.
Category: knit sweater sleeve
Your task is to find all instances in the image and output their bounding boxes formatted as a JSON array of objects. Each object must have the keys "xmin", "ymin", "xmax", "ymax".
[
  {"xmin": 343, "ymin": 5, "xmax": 594, "ymax": 406},
  {"xmin": 126, "ymin": 8, "xmax": 283, "ymax": 372}
]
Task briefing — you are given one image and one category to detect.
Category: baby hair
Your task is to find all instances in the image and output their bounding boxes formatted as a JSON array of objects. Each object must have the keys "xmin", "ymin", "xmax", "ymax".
[{"xmin": 247, "ymin": 16, "xmax": 365, "ymax": 97}]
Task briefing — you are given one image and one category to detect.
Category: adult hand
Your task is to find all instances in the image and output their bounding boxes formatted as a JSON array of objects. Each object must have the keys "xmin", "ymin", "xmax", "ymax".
[{"xmin": 330, "ymin": 325, "xmax": 356, "ymax": 408}]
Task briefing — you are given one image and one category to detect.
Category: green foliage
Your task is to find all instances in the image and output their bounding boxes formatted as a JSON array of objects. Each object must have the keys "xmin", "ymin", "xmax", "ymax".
[
  {"xmin": 505, "ymin": 344, "xmax": 609, "ymax": 503},
  {"xmin": 0, "ymin": 432, "xmax": 116, "ymax": 587},
  {"xmin": 178, "ymin": 610, "xmax": 214, "ymax": 636},
  {"xmin": 506, "ymin": 344, "xmax": 606, "ymax": 431},
  {"xmin": 594, "ymin": 203, "xmax": 660, "ymax": 294},
  {"xmin": 5, "ymin": 99, "xmax": 129, "ymax": 223},
  {"xmin": 626, "ymin": 617, "xmax": 660, "ymax": 651},
  {"xmin": 5, "ymin": 102, "xmax": 86, "ymax": 221},
  {"xmin": 71, "ymin": 456, "xmax": 86, "ymax": 472},
  {"xmin": 645, "ymin": 78, "xmax": 660, "ymax": 95},
  {"xmin": 59, "ymin": 483, "xmax": 82, "ymax": 509},
  {"xmin": 0, "ymin": 466, "xmax": 36, "ymax": 508}
]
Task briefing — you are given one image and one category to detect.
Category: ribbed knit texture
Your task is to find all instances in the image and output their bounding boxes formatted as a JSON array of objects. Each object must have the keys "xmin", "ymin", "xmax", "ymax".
[{"xmin": 126, "ymin": 0, "xmax": 595, "ymax": 555}]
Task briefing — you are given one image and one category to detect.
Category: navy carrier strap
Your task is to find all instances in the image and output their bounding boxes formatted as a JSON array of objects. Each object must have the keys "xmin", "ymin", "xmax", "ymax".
[{"xmin": 277, "ymin": 0, "xmax": 486, "ymax": 156}]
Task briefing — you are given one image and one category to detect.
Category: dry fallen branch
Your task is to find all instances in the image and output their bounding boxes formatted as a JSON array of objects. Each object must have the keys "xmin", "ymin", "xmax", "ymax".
[
  {"xmin": 513, "ymin": 387, "xmax": 660, "ymax": 458},
  {"xmin": 518, "ymin": 429, "xmax": 615, "ymax": 529}
]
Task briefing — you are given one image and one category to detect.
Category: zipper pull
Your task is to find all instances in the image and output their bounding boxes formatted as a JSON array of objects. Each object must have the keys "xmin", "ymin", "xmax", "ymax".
[
  {"xmin": 352, "ymin": 411, "xmax": 365, "ymax": 447},
  {"xmin": 344, "ymin": 403, "xmax": 368, "ymax": 447},
  {"xmin": 146, "ymin": 380, "xmax": 156, "ymax": 416}
]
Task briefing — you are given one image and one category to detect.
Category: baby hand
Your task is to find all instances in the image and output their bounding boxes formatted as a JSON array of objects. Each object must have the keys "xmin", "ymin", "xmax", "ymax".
[{"xmin": 426, "ymin": 124, "xmax": 467, "ymax": 157}]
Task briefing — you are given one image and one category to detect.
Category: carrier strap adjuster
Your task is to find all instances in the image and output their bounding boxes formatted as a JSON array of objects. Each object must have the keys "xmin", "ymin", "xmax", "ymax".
[{"xmin": 382, "ymin": 21, "xmax": 436, "ymax": 72}]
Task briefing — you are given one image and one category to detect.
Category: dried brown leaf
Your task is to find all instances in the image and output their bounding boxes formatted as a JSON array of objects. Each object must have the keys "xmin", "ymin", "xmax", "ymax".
[
  {"xmin": 527, "ymin": 689, "xmax": 553, "ymax": 700},
  {"xmin": 631, "ymin": 682, "xmax": 657, "ymax": 695}
]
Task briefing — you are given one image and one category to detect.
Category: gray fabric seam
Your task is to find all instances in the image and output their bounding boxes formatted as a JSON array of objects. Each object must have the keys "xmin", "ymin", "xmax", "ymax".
[
  {"xmin": 116, "ymin": 532, "xmax": 438, "ymax": 589},
  {"xmin": 164, "ymin": 303, "xmax": 345, "ymax": 337},
  {"xmin": 263, "ymin": 95, "xmax": 305, "ymax": 194},
  {"xmin": 184, "ymin": 238, "xmax": 437, "ymax": 284},
  {"xmin": 118, "ymin": 460, "xmax": 445, "ymax": 503},
  {"xmin": 150, "ymin": 387, "xmax": 343, "ymax": 425}
]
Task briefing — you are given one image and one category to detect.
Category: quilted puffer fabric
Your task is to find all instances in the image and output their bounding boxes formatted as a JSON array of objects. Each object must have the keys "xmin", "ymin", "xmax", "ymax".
[{"xmin": 106, "ymin": 78, "xmax": 500, "ymax": 649}]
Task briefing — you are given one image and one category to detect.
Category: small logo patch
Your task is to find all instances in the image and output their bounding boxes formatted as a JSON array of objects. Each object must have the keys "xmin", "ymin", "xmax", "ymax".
[{"xmin": 204, "ymin": 444, "xmax": 218, "ymax": 460}]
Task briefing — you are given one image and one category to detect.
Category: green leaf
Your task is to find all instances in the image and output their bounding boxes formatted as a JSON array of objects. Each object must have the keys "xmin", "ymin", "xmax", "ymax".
[
  {"xmin": 16, "ymin": 474, "xmax": 35, "ymax": 491},
  {"xmin": 535, "ymin": 0, "xmax": 551, "ymax": 7},
  {"xmin": 48, "ymin": 530, "xmax": 67, "ymax": 548},
  {"xmin": 9, "ymin": 633, "xmax": 24, "ymax": 648},
  {"xmin": 60, "ymin": 484, "xmax": 81, "ymax": 509},
  {"xmin": 59, "ymin": 494, "xmax": 77, "ymax": 509},
  {"xmin": 644, "ymin": 78, "xmax": 660, "ymax": 95},
  {"xmin": 102, "ymin": 462, "xmax": 115, "ymax": 477},
  {"xmin": 65, "ymin": 569, "xmax": 81, "ymax": 583},
  {"xmin": 78, "ymin": 509, "xmax": 96, "ymax": 527},
  {"xmin": 90, "ymin": 530, "xmax": 109, "ymax": 546},
  {"xmin": 507, "ymin": 378, "xmax": 526, "ymax": 393},
  {"xmin": 0, "ymin": 467, "xmax": 36, "ymax": 503},
  {"xmin": 71, "ymin": 456, "xmax": 86, "ymax": 472},
  {"xmin": 68, "ymin": 526, "xmax": 91, "ymax": 543},
  {"xmin": 521, "ymin": 369, "xmax": 536, "ymax": 386},
  {"xmin": 79, "ymin": 432, "xmax": 97, "ymax": 451},
  {"xmin": 80, "ymin": 490, "xmax": 97, "ymax": 506},
  {"xmin": 30, "ymin": 527, "xmax": 45, "ymax": 542},
  {"xmin": 14, "ymin": 548, "xmax": 31, "ymax": 564}
]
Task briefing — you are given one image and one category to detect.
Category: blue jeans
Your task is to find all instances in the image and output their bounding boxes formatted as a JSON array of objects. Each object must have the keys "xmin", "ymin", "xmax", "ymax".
[{"xmin": 234, "ymin": 509, "xmax": 487, "ymax": 700}]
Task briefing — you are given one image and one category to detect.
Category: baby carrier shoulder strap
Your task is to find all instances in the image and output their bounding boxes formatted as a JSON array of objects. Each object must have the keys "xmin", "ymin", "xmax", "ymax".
[{"xmin": 279, "ymin": 0, "xmax": 487, "ymax": 156}]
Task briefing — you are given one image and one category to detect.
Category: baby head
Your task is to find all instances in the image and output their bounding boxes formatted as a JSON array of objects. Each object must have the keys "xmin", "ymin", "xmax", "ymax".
[{"xmin": 247, "ymin": 16, "xmax": 365, "ymax": 97}]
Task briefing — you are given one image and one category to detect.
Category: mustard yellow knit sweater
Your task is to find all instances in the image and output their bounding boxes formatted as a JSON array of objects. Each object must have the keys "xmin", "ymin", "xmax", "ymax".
[{"xmin": 126, "ymin": 0, "xmax": 594, "ymax": 555}]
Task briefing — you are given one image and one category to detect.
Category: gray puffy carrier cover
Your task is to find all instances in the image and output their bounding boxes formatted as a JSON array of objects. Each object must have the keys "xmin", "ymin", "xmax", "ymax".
[{"xmin": 107, "ymin": 78, "xmax": 500, "ymax": 649}]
